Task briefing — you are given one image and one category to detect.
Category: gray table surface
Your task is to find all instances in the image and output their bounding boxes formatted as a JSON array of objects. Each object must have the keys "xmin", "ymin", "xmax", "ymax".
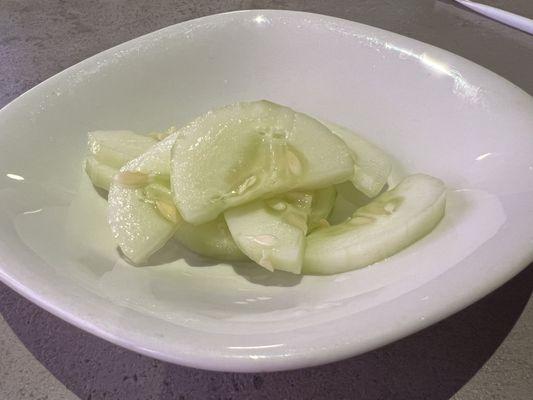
[{"xmin": 1, "ymin": 1, "xmax": 532, "ymax": 399}]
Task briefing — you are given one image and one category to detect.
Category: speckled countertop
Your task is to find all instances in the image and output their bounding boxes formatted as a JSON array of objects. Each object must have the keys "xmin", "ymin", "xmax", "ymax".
[{"xmin": 1, "ymin": 1, "xmax": 532, "ymax": 399}]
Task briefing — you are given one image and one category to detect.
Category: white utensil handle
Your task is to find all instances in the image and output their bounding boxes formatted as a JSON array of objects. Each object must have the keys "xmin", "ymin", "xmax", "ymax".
[{"xmin": 455, "ymin": 0, "xmax": 533, "ymax": 35}]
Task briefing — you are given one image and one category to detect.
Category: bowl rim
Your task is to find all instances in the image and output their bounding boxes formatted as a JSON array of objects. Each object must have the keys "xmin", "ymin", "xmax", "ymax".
[{"xmin": 1, "ymin": 9, "xmax": 532, "ymax": 372}]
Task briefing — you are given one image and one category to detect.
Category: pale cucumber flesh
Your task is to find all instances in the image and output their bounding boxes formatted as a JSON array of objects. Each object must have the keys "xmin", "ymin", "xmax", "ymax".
[
  {"xmin": 88, "ymin": 131, "xmax": 244, "ymax": 263},
  {"xmin": 328, "ymin": 181, "xmax": 374, "ymax": 225},
  {"xmin": 171, "ymin": 101, "xmax": 354, "ymax": 224},
  {"xmin": 83, "ymin": 102, "xmax": 445, "ymax": 274},
  {"xmin": 224, "ymin": 192, "xmax": 312, "ymax": 274},
  {"xmin": 84, "ymin": 157, "xmax": 117, "ymax": 191},
  {"xmin": 85, "ymin": 131, "xmax": 157, "ymax": 191},
  {"xmin": 303, "ymin": 174, "xmax": 446, "ymax": 275},
  {"xmin": 323, "ymin": 121, "xmax": 391, "ymax": 198},
  {"xmin": 108, "ymin": 184, "xmax": 176, "ymax": 264},
  {"xmin": 141, "ymin": 183, "xmax": 246, "ymax": 261},
  {"xmin": 107, "ymin": 133, "xmax": 180, "ymax": 263},
  {"xmin": 120, "ymin": 131, "xmax": 178, "ymax": 177},
  {"xmin": 174, "ymin": 215, "xmax": 247, "ymax": 261},
  {"xmin": 88, "ymin": 130, "xmax": 156, "ymax": 169},
  {"xmin": 308, "ymin": 186, "xmax": 336, "ymax": 231}
]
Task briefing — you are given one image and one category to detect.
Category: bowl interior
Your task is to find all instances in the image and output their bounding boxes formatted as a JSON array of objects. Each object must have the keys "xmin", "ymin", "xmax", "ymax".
[{"xmin": 1, "ymin": 11, "xmax": 532, "ymax": 371}]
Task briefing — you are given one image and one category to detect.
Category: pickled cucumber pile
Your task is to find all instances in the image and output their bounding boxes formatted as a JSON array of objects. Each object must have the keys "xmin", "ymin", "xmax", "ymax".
[{"xmin": 84, "ymin": 100, "xmax": 446, "ymax": 275}]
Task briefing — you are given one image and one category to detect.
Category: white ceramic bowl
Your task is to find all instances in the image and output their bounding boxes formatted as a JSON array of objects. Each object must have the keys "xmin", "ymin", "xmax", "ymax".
[{"xmin": 0, "ymin": 10, "xmax": 532, "ymax": 372}]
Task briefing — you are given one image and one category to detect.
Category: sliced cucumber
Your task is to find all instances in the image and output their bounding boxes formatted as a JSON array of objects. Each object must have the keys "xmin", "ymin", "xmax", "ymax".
[
  {"xmin": 107, "ymin": 131, "xmax": 245, "ymax": 263},
  {"xmin": 108, "ymin": 133, "xmax": 179, "ymax": 264},
  {"xmin": 174, "ymin": 215, "xmax": 247, "ymax": 261},
  {"xmin": 171, "ymin": 101, "xmax": 354, "ymax": 224},
  {"xmin": 328, "ymin": 181, "xmax": 373, "ymax": 225},
  {"xmin": 308, "ymin": 186, "xmax": 336, "ymax": 231},
  {"xmin": 120, "ymin": 131, "xmax": 178, "ymax": 176},
  {"xmin": 323, "ymin": 121, "xmax": 391, "ymax": 198},
  {"xmin": 88, "ymin": 130, "xmax": 157, "ymax": 169},
  {"xmin": 303, "ymin": 174, "xmax": 446, "ymax": 275},
  {"xmin": 224, "ymin": 192, "xmax": 313, "ymax": 274},
  {"xmin": 84, "ymin": 156, "xmax": 117, "ymax": 191},
  {"xmin": 141, "ymin": 183, "xmax": 246, "ymax": 261}
]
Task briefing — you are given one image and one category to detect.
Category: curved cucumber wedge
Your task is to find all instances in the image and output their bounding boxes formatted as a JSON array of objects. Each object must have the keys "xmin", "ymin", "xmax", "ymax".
[
  {"xmin": 174, "ymin": 215, "xmax": 247, "ymax": 261},
  {"xmin": 88, "ymin": 130, "xmax": 156, "ymax": 169},
  {"xmin": 224, "ymin": 192, "xmax": 313, "ymax": 274},
  {"xmin": 171, "ymin": 101, "xmax": 353, "ymax": 224},
  {"xmin": 84, "ymin": 157, "xmax": 117, "ymax": 191},
  {"xmin": 328, "ymin": 181, "xmax": 373, "ymax": 225},
  {"xmin": 108, "ymin": 133, "xmax": 179, "ymax": 264},
  {"xmin": 303, "ymin": 174, "xmax": 446, "ymax": 275},
  {"xmin": 107, "ymin": 132, "xmax": 244, "ymax": 263},
  {"xmin": 323, "ymin": 122, "xmax": 391, "ymax": 198},
  {"xmin": 145, "ymin": 184, "xmax": 246, "ymax": 261},
  {"xmin": 135, "ymin": 182, "xmax": 246, "ymax": 261},
  {"xmin": 308, "ymin": 186, "xmax": 336, "ymax": 231}
]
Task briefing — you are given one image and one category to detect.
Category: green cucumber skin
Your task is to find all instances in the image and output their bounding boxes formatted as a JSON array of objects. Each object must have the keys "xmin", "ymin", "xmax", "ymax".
[{"xmin": 303, "ymin": 174, "xmax": 446, "ymax": 275}]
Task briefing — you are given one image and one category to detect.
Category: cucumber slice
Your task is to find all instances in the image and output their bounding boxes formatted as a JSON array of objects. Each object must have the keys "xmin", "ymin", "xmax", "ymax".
[
  {"xmin": 88, "ymin": 130, "xmax": 157, "ymax": 169},
  {"xmin": 323, "ymin": 122, "xmax": 391, "ymax": 198},
  {"xmin": 108, "ymin": 133, "xmax": 179, "ymax": 264},
  {"xmin": 328, "ymin": 181, "xmax": 373, "ymax": 225},
  {"xmin": 303, "ymin": 174, "xmax": 446, "ymax": 275},
  {"xmin": 119, "ymin": 131, "xmax": 178, "ymax": 177},
  {"xmin": 174, "ymin": 215, "xmax": 247, "ymax": 261},
  {"xmin": 107, "ymin": 132, "xmax": 245, "ymax": 263},
  {"xmin": 84, "ymin": 156, "xmax": 117, "ymax": 191},
  {"xmin": 171, "ymin": 101, "xmax": 353, "ymax": 224},
  {"xmin": 308, "ymin": 186, "xmax": 337, "ymax": 231},
  {"xmin": 224, "ymin": 192, "xmax": 312, "ymax": 274},
  {"xmin": 142, "ymin": 183, "xmax": 246, "ymax": 261}
]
